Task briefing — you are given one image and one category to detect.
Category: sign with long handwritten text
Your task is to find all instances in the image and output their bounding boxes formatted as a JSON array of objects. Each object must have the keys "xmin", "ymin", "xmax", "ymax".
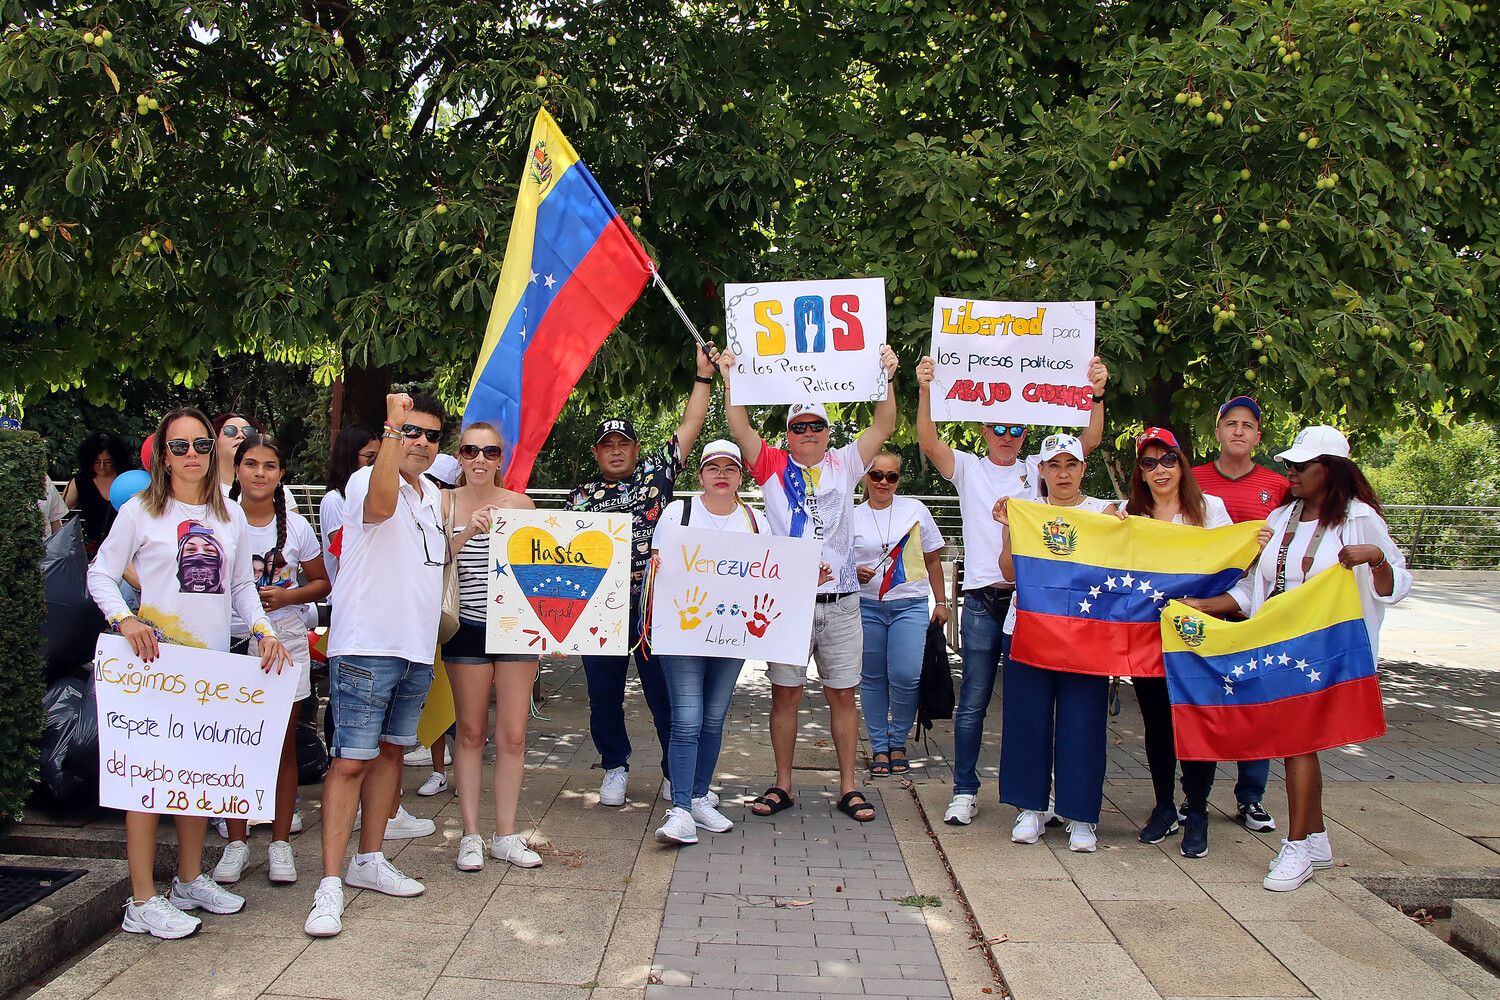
[
  {"xmin": 929, "ymin": 298, "xmax": 1096, "ymax": 426},
  {"xmin": 725, "ymin": 278, "xmax": 888, "ymax": 405},
  {"xmin": 649, "ymin": 526, "xmax": 822, "ymax": 661},
  {"xmin": 93, "ymin": 634, "xmax": 298, "ymax": 820},
  {"xmin": 487, "ymin": 509, "xmax": 631, "ymax": 656}
]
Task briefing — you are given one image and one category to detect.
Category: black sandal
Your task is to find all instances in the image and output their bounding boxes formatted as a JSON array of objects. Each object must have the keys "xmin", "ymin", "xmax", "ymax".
[
  {"xmin": 889, "ymin": 750, "xmax": 909, "ymax": 775},
  {"xmin": 837, "ymin": 790, "xmax": 877, "ymax": 823},
  {"xmin": 751, "ymin": 786, "xmax": 796, "ymax": 816},
  {"xmin": 870, "ymin": 753, "xmax": 891, "ymax": 777}
]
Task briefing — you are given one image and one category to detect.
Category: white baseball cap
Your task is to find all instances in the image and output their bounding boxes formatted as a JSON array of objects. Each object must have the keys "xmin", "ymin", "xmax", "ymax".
[
  {"xmin": 1275, "ymin": 425, "xmax": 1351, "ymax": 464},
  {"xmin": 786, "ymin": 401, "xmax": 830, "ymax": 426},
  {"xmin": 426, "ymin": 452, "xmax": 462, "ymax": 486},
  {"xmin": 1038, "ymin": 433, "xmax": 1086, "ymax": 462},
  {"xmin": 698, "ymin": 439, "xmax": 744, "ymax": 469}
]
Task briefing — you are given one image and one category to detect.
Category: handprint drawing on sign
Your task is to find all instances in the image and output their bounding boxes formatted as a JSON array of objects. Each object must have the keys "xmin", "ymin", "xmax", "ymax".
[
  {"xmin": 744, "ymin": 594, "xmax": 781, "ymax": 638},
  {"xmin": 675, "ymin": 587, "xmax": 711, "ymax": 630}
]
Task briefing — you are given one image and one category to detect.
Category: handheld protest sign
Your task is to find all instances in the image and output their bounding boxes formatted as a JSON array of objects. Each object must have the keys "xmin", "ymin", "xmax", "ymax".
[{"xmin": 928, "ymin": 298, "xmax": 1096, "ymax": 426}]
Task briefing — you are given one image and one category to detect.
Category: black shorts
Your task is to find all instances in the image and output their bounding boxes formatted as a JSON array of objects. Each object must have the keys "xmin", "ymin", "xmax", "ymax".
[{"xmin": 441, "ymin": 618, "xmax": 537, "ymax": 665}]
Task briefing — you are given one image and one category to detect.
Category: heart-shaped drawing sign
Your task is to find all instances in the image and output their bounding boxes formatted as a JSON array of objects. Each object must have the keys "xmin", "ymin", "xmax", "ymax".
[{"xmin": 507, "ymin": 527, "xmax": 614, "ymax": 643}]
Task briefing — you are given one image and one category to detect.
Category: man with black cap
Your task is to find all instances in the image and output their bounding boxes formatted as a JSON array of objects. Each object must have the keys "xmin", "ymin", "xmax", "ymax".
[{"xmin": 569, "ymin": 346, "xmax": 719, "ymax": 807}]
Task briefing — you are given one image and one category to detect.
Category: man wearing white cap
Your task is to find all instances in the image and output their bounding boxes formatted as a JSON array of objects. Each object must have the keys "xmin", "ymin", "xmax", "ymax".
[{"xmin": 719, "ymin": 344, "xmax": 900, "ymax": 823}]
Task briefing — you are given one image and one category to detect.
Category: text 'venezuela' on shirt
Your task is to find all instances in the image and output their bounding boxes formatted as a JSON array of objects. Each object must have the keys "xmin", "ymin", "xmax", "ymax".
[{"xmin": 750, "ymin": 439, "xmax": 872, "ymax": 595}]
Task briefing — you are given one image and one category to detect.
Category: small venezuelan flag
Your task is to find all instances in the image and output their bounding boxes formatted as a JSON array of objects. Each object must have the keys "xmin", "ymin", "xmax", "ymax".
[
  {"xmin": 878, "ymin": 523, "xmax": 927, "ymax": 600},
  {"xmin": 464, "ymin": 109, "xmax": 653, "ymax": 491},
  {"xmin": 1161, "ymin": 566, "xmax": 1384, "ymax": 761},
  {"xmin": 1008, "ymin": 499, "xmax": 1262, "ymax": 677}
]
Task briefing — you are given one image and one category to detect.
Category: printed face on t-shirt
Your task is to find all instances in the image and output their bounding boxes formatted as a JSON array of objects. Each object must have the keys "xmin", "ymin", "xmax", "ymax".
[{"xmin": 176, "ymin": 520, "xmax": 225, "ymax": 594}]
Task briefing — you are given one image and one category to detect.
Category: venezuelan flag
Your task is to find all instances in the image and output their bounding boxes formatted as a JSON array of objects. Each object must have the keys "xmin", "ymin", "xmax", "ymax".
[
  {"xmin": 1161, "ymin": 566, "xmax": 1383, "ymax": 761},
  {"xmin": 878, "ymin": 522, "xmax": 928, "ymax": 599},
  {"xmin": 1008, "ymin": 499, "xmax": 1262, "ymax": 677},
  {"xmin": 463, "ymin": 109, "xmax": 653, "ymax": 491}
]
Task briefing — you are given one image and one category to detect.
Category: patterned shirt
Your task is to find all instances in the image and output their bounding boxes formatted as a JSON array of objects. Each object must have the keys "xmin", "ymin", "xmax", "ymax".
[{"xmin": 569, "ymin": 436, "xmax": 683, "ymax": 594}]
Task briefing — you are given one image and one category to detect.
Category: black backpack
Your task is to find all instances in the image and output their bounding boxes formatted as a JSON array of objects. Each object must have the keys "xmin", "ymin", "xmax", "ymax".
[{"xmin": 915, "ymin": 620, "xmax": 955, "ymax": 733}]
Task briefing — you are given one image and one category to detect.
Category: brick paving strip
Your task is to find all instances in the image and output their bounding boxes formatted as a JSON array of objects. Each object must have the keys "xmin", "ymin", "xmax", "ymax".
[{"xmin": 648, "ymin": 784, "xmax": 953, "ymax": 999}]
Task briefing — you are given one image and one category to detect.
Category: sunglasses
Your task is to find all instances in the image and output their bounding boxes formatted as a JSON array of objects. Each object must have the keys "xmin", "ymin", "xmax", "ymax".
[
  {"xmin": 1138, "ymin": 453, "xmax": 1181, "ymax": 472},
  {"xmin": 402, "ymin": 424, "xmax": 442, "ymax": 444},
  {"xmin": 166, "ymin": 437, "xmax": 215, "ymax": 456},
  {"xmin": 990, "ymin": 425, "xmax": 1026, "ymax": 438},
  {"xmin": 868, "ymin": 471, "xmax": 901, "ymax": 484},
  {"xmin": 1283, "ymin": 459, "xmax": 1316, "ymax": 473},
  {"xmin": 458, "ymin": 444, "xmax": 503, "ymax": 461},
  {"xmin": 789, "ymin": 421, "xmax": 828, "ymax": 435},
  {"xmin": 219, "ymin": 424, "xmax": 250, "ymax": 438}
]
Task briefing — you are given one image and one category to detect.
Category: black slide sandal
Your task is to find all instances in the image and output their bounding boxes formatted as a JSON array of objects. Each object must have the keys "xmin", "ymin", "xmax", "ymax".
[
  {"xmin": 752, "ymin": 786, "xmax": 796, "ymax": 816},
  {"xmin": 837, "ymin": 791, "xmax": 877, "ymax": 823}
]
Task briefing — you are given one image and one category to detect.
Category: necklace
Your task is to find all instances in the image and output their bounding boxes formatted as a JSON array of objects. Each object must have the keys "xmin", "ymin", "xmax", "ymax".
[
  {"xmin": 699, "ymin": 497, "xmax": 742, "ymax": 531},
  {"xmin": 872, "ymin": 500, "xmax": 897, "ymax": 546}
]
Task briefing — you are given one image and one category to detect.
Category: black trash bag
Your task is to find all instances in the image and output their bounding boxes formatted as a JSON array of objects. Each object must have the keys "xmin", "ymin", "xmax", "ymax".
[
  {"xmin": 42, "ymin": 518, "xmax": 107, "ymax": 681},
  {"xmin": 295, "ymin": 718, "xmax": 329, "ymax": 785},
  {"xmin": 915, "ymin": 620, "xmax": 955, "ymax": 734},
  {"xmin": 36, "ymin": 674, "xmax": 100, "ymax": 811}
]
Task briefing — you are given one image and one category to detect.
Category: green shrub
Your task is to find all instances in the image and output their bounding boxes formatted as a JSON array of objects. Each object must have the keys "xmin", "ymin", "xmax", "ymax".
[{"xmin": 0, "ymin": 430, "xmax": 47, "ymax": 829}]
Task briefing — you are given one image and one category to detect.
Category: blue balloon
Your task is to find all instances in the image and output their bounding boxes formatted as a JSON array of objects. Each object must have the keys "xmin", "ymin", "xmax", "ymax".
[{"xmin": 109, "ymin": 469, "xmax": 151, "ymax": 511}]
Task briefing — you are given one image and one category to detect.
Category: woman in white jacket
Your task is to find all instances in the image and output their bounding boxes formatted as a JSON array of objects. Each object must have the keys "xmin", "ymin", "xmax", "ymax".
[{"xmin": 1182, "ymin": 426, "xmax": 1411, "ymax": 892}]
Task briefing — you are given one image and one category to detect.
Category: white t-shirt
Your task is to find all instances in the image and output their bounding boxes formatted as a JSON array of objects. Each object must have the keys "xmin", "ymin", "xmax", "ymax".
[
  {"xmin": 230, "ymin": 509, "xmax": 322, "ymax": 636},
  {"xmin": 651, "ymin": 497, "xmax": 765, "ymax": 545},
  {"xmin": 319, "ymin": 489, "xmax": 348, "ymax": 591},
  {"xmin": 40, "ymin": 477, "xmax": 67, "ymax": 539},
  {"xmin": 852, "ymin": 496, "xmax": 945, "ymax": 601},
  {"xmin": 86, "ymin": 495, "xmax": 271, "ymax": 652},
  {"xmin": 1173, "ymin": 494, "xmax": 1233, "ymax": 529},
  {"xmin": 948, "ymin": 450, "xmax": 1042, "ymax": 590},
  {"xmin": 1004, "ymin": 495, "xmax": 1117, "ymax": 635},
  {"xmin": 221, "ymin": 480, "xmax": 299, "ymax": 514},
  {"xmin": 327, "ymin": 465, "xmax": 444, "ymax": 663},
  {"xmin": 750, "ymin": 440, "xmax": 871, "ymax": 594}
]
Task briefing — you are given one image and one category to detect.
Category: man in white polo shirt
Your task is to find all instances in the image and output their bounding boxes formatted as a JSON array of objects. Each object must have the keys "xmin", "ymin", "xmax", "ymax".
[
  {"xmin": 719, "ymin": 345, "xmax": 899, "ymax": 824},
  {"xmin": 305, "ymin": 392, "xmax": 446, "ymax": 938}
]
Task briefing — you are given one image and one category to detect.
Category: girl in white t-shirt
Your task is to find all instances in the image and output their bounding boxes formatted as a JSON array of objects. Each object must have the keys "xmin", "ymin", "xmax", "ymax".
[
  {"xmin": 213, "ymin": 435, "xmax": 331, "ymax": 888},
  {"xmin": 87, "ymin": 407, "xmax": 292, "ymax": 940}
]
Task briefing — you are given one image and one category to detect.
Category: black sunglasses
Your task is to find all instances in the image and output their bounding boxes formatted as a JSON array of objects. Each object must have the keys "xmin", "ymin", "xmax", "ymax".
[
  {"xmin": 219, "ymin": 424, "xmax": 250, "ymax": 438},
  {"xmin": 868, "ymin": 470, "xmax": 901, "ymax": 484},
  {"xmin": 1138, "ymin": 453, "xmax": 1181, "ymax": 472},
  {"xmin": 990, "ymin": 425, "xmax": 1026, "ymax": 438},
  {"xmin": 1283, "ymin": 459, "xmax": 1316, "ymax": 473},
  {"xmin": 166, "ymin": 437, "xmax": 215, "ymax": 456},
  {"xmin": 402, "ymin": 424, "xmax": 442, "ymax": 444},
  {"xmin": 789, "ymin": 421, "xmax": 828, "ymax": 435},
  {"xmin": 458, "ymin": 444, "xmax": 504, "ymax": 461}
]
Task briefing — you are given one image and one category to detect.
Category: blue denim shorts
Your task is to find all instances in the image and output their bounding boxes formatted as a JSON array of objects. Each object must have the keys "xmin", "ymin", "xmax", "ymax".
[{"xmin": 330, "ymin": 655, "xmax": 435, "ymax": 760}]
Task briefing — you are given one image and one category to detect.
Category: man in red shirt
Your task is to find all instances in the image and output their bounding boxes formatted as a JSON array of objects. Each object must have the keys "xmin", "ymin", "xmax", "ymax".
[{"xmin": 1191, "ymin": 395, "xmax": 1289, "ymax": 834}]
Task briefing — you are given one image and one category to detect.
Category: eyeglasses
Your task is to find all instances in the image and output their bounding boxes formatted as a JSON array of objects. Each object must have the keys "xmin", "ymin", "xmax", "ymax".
[
  {"xmin": 402, "ymin": 424, "xmax": 442, "ymax": 444},
  {"xmin": 1138, "ymin": 453, "xmax": 1181, "ymax": 472},
  {"xmin": 789, "ymin": 421, "xmax": 828, "ymax": 435},
  {"xmin": 1283, "ymin": 459, "xmax": 1315, "ymax": 473},
  {"xmin": 166, "ymin": 437, "xmax": 214, "ymax": 456},
  {"xmin": 868, "ymin": 471, "xmax": 901, "ymax": 484},
  {"xmin": 219, "ymin": 424, "xmax": 249, "ymax": 438},
  {"xmin": 458, "ymin": 444, "xmax": 504, "ymax": 461},
  {"xmin": 990, "ymin": 425, "xmax": 1026, "ymax": 438},
  {"xmin": 408, "ymin": 504, "xmax": 448, "ymax": 567}
]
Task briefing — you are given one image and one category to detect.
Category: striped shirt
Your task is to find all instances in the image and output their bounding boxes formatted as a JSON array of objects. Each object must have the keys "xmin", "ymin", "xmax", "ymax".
[{"xmin": 452, "ymin": 526, "xmax": 491, "ymax": 623}]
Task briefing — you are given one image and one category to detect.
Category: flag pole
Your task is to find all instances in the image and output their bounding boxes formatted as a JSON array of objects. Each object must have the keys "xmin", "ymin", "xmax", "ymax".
[{"xmin": 650, "ymin": 266, "xmax": 711, "ymax": 353}]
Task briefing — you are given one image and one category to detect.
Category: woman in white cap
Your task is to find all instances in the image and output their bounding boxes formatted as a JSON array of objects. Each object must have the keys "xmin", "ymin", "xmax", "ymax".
[
  {"xmin": 1182, "ymin": 425, "xmax": 1410, "ymax": 891},
  {"xmin": 650, "ymin": 440, "xmax": 766, "ymax": 846},
  {"xmin": 992, "ymin": 433, "xmax": 1120, "ymax": 853}
]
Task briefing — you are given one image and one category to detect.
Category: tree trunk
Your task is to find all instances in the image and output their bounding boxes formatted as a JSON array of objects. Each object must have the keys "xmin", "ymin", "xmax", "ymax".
[
  {"xmin": 339, "ymin": 360, "xmax": 394, "ymax": 434},
  {"xmin": 1145, "ymin": 371, "xmax": 1188, "ymax": 455}
]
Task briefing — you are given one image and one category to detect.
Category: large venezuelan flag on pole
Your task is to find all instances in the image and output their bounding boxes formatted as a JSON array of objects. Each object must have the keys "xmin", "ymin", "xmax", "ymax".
[
  {"xmin": 1008, "ymin": 500, "xmax": 1262, "ymax": 677},
  {"xmin": 1161, "ymin": 566, "xmax": 1384, "ymax": 761},
  {"xmin": 464, "ymin": 109, "xmax": 653, "ymax": 491}
]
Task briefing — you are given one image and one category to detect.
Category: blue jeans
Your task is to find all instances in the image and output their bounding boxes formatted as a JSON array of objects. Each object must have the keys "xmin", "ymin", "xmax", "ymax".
[
  {"xmin": 1236, "ymin": 759, "xmax": 1270, "ymax": 804},
  {"xmin": 329, "ymin": 655, "xmax": 435, "ymax": 761},
  {"xmin": 952, "ymin": 591, "xmax": 1011, "ymax": 796},
  {"xmin": 999, "ymin": 658, "xmax": 1108, "ymax": 824},
  {"xmin": 859, "ymin": 597, "xmax": 929, "ymax": 755},
  {"xmin": 660, "ymin": 655, "xmax": 744, "ymax": 810},
  {"xmin": 581, "ymin": 608, "xmax": 673, "ymax": 779}
]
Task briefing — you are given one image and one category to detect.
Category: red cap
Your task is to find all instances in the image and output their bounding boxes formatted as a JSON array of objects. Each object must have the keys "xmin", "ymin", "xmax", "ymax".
[{"xmin": 1136, "ymin": 426, "xmax": 1180, "ymax": 454}]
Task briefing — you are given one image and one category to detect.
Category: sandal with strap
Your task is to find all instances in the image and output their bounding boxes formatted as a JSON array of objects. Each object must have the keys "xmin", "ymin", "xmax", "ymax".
[
  {"xmin": 751, "ymin": 786, "xmax": 796, "ymax": 816},
  {"xmin": 837, "ymin": 790, "xmax": 877, "ymax": 823},
  {"xmin": 870, "ymin": 753, "xmax": 891, "ymax": 777},
  {"xmin": 889, "ymin": 750, "xmax": 910, "ymax": 775}
]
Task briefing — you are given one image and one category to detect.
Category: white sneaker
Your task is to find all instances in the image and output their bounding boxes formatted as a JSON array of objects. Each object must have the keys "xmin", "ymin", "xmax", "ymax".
[
  {"xmin": 169, "ymin": 874, "xmax": 245, "ymax": 914},
  {"xmin": 268, "ymin": 840, "xmax": 297, "ymax": 884},
  {"xmin": 212, "ymin": 841, "xmax": 250, "ymax": 885},
  {"xmin": 1011, "ymin": 809, "xmax": 1050, "ymax": 844},
  {"xmin": 121, "ymin": 895, "xmax": 201, "ymax": 939},
  {"xmin": 417, "ymin": 771, "xmax": 448, "ymax": 796},
  {"xmin": 304, "ymin": 877, "xmax": 344, "ymax": 937},
  {"xmin": 661, "ymin": 778, "xmax": 671, "ymax": 802},
  {"xmin": 1264, "ymin": 838, "xmax": 1314, "ymax": 891},
  {"xmin": 384, "ymin": 805, "xmax": 436, "ymax": 839},
  {"xmin": 345, "ymin": 853, "xmax": 424, "ymax": 897},
  {"xmin": 1268, "ymin": 832, "xmax": 1335, "ymax": 872},
  {"xmin": 491, "ymin": 833, "xmax": 543, "ymax": 868},
  {"xmin": 403, "ymin": 745, "xmax": 437, "ymax": 767},
  {"xmin": 290, "ymin": 810, "xmax": 304, "ymax": 834},
  {"xmin": 691, "ymin": 796, "xmax": 734, "ymax": 833},
  {"xmin": 944, "ymin": 794, "xmax": 979, "ymax": 826},
  {"xmin": 655, "ymin": 807, "xmax": 699, "ymax": 845},
  {"xmin": 1066, "ymin": 820, "xmax": 1098, "ymax": 853},
  {"xmin": 211, "ymin": 818, "xmax": 229, "ymax": 840},
  {"xmin": 352, "ymin": 804, "xmax": 361, "ymax": 831},
  {"xmin": 456, "ymin": 834, "xmax": 486, "ymax": 872},
  {"xmin": 599, "ymin": 767, "xmax": 628, "ymax": 807}
]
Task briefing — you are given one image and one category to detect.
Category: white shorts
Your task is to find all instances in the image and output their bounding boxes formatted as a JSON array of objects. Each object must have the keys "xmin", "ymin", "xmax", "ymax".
[
  {"xmin": 251, "ymin": 615, "xmax": 313, "ymax": 702},
  {"xmin": 766, "ymin": 593, "xmax": 863, "ymax": 690}
]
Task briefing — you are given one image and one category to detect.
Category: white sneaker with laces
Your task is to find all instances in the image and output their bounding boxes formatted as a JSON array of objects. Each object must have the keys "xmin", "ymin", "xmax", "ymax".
[
  {"xmin": 655, "ymin": 807, "xmax": 699, "ymax": 845},
  {"xmin": 290, "ymin": 810, "xmax": 304, "ymax": 834},
  {"xmin": 456, "ymin": 834, "xmax": 486, "ymax": 872},
  {"xmin": 169, "ymin": 874, "xmax": 246, "ymax": 914},
  {"xmin": 212, "ymin": 840, "xmax": 250, "ymax": 885},
  {"xmin": 1265, "ymin": 838, "xmax": 1314, "ymax": 891},
  {"xmin": 402, "ymin": 746, "xmax": 433, "ymax": 767},
  {"xmin": 1269, "ymin": 832, "xmax": 1335, "ymax": 872},
  {"xmin": 417, "ymin": 771, "xmax": 448, "ymax": 796},
  {"xmin": 345, "ymin": 853, "xmax": 424, "ymax": 897},
  {"xmin": 304, "ymin": 877, "xmax": 344, "ymax": 937},
  {"xmin": 600, "ymin": 766, "xmax": 628, "ymax": 807},
  {"xmin": 384, "ymin": 805, "xmax": 437, "ymax": 839},
  {"xmin": 121, "ymin": 895, "xmax": 201, "ymax": 939},
  {"xmin": 1011, "ymin": 809, "xmax": 1050, "ymax": 844},
  {"xmin": 1066, "ymin": 821, "xmax": 1098, "ymax": 853},
  {"xmin": 690, "ymin": 796, "xmax": 734, "ymax": 833},
  {"xmin": 944, "ymin": 794, "xmax": 979, "ymax": 826},
  {"xmin": 268, "ymin": 840, "xmax": 297, "ymax": 884},
  {"xmin": 211, "ymin": 818, "xmax": 228, "ymax": 840},
  {"xmin": 491, "ymin": 833, "xmax": 543, "ymax": 868}
]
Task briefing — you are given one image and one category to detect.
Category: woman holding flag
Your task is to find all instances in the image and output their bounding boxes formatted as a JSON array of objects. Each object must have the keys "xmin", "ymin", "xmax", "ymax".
[
  {"xmin": 1181, "ymin": 426, "xmax": 1410, "ymax": 891},
  {"xmin": 852, "ymin": 452, "xmax": 947, "ymax": 776}
]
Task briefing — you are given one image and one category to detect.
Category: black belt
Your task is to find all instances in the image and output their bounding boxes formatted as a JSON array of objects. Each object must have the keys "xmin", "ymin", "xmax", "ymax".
[{"xmin": 815, "ymin": 592, "xmax": 856, "ymax": 604}]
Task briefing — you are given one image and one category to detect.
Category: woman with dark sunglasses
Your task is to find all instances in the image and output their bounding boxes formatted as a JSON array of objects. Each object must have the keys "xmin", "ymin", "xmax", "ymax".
[
  {"xmin": 852, "ymin": 451, "xmax": 947, "ymax": 776},
  {"xmin": 210, "ymin": 412, "xmax": 262, "ymax": 494},
  {"xmin": 87, "ymin": 407, "xmax": 292, "ymax": 939}
]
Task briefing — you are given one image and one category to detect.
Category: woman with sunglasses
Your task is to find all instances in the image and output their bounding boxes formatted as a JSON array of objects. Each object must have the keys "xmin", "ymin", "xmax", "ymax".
[
  {"xmin": 1180, "ymin": 426, "xmax": 1409, "ymax": 891},
  {"xmin": 1123, "ymin": 428, "xmax": 1232, "ymax": 859},
  {"xmin": 87, "ymin": 407, "xmax": 293, "ymax": 939},
  {"xmin": 211, "ymin": 413, "xmax": 262, "ymax": 494},
  {"xmin": 442, "ymin": 422, "xmax": 544, "ymax": 872},
  {"xmin": 852, "ymin": 451, "xmax": 946, "ymax": 777}
]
